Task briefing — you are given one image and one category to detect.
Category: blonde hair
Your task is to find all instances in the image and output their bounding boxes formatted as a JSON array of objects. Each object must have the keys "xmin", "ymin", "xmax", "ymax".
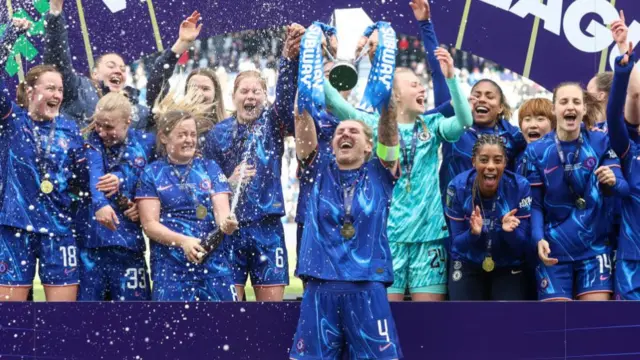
[
  {"xmin": 82, "ymin": 92, "xmax": 132, "ymax": 135},
  {"xmin": 153, "ymin": 87, "xmax": 211, "ymax": 156}
]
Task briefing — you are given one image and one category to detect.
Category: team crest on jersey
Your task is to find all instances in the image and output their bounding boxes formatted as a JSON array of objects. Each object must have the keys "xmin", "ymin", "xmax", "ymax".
[
  {"xmin": 200, "ymin": 179, "xmax": 212, "ymax": 191},
  {"xmin": 0, "ymin": 261, "xmax": 8, "ymax": 274},
  {"xmin": 452, "ymin": 270, "xmax": 462, "ymax": 281},
  {"xmin": 419, "ymin": 130, "xmax": 431, "ymax": 142},
  {"xmin": 134, "ymin": 156, "xmax": 146, "ymax": 168},
  {"xmin": 582, "ymin": 157, "xmax": 597, "ymax": 170},
  {"xmin": 58, "ymin": 137, "xmax": 69, "ymax": 150},
  {"xmin": 540, "ymin": 278, "xmax": 549, "ymax": 289}
]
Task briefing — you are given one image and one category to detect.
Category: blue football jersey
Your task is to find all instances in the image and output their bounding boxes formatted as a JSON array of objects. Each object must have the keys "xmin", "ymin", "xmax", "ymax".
[
  {"xmin": 296, "ymin": 152, "xmax": 397, "ymax": 285},
  {"xmin": 439, "ymin": 119, "xmax": 526, "ymax": 197},
  {"xmin": 524, "ymin": 129, "xmax": 625, "ymax": 262},
  {"xmin": 85, "ymin": 129, "xmax": 156, "ymax": 251},
  {"xmin": 445, "ymin": 169, "xmax": 532, "ymax": 267},
  {"xmin": 0, "ymin": 98, "xmax": 86, "ymax": 236},
  {"xmin": 136, "ymin": 157, "xmax": 232, "ymax": 282},
  {"xmin": 203, "ymin": 58, "xmax": 297, "ymax": 224}
]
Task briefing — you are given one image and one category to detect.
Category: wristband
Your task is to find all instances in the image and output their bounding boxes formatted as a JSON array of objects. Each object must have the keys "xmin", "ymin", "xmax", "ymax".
[{"xmin": 376, "ymin": 143, "xmax": 400, "ymax": 162}]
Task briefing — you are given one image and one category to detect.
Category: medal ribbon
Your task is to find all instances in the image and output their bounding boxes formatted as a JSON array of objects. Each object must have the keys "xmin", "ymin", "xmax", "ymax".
[
  {"xmin": 339, "ymin": 169, "xmax": 366, "ymax": 224},
  {"xmin": 104, "ymin": 137, "xmax": 129, "ymax": 171},
  {"xmin": 399, "ymin": 121, "xmax": 421, "ymax": 187},
  {"xmin": 357, "ymin": 22, "xmax": 397, "ymax": 114},
  {"xmin": 169, "ymin": 159, "xmax": 204, "ymax": 215},
  {"xmin": 553, "ymin": 133, "xmax": 585, "ymax": 207},
  {"xmin": 478, "ymin": 194, "xmax": 497, "ymax": 258},
  {"xmin": 31, "ymin": 119, "xmax": 57, "ymax": 180}
]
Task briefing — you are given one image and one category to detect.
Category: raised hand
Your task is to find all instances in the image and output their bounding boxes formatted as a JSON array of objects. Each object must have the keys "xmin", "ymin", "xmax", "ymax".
[
  {"xmin": 501, "ymin": 209, "xmax": 520, "ymax": 232},
  {"xmin": 11, "ymin": 18, "xmax": 32, "ymax": 33},
  {"xmin": 49, "ymin": 0, "xmax": 63, "ymax": 15},
  {"xmin": 611, "ymin": 10, "xmax": 628, "ymax": 47},
  {"xmin": 537, "ymin": 239, "xmax": 558, "ymax": 266},
  {"xmin": 179, "ymin": 11, "xmax": 203, "ymax": 43},
  {"xmin": 283, "ymin": 23, "xmax": 305, "ymax": 59},
  {"xmin": 409, "ymin": 0, "xmax": 431, "ymax": 22},
  {"xmin": 355, "ymin": 30, "xmax": 379, "ymax": 63},
  {"xmin": 435, "ymin": 47, "xmax": 454, "ymax": 79},
  {"xmin": 470, "ymin": 206, "xmax": 483, "ymax": 235}
]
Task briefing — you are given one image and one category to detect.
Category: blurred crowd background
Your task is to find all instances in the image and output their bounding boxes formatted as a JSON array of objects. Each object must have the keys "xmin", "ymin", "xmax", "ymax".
[{"xmin": 124, "ymin": 27, "xmax": 552, "ymax": 225}]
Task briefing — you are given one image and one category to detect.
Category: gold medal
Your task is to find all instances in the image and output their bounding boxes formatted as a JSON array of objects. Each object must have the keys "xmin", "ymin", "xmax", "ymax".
[
  {"xmin": 340, "ymin": 222, "xmax": 355, "ymax": 239},
  {"xmin": 575, "ymin": 198, "xmax": 587, "ymax": 210},
  {"xmin": 40, "ymin": 180, "xmax": 54, "ymax": 194},
  {"xmin": 482, "ymin": 256, "xmax": 495, "ymax": 272},
  {"xmin": 196, "ymin": 205, "xmax": 208, "ymax": 220}
]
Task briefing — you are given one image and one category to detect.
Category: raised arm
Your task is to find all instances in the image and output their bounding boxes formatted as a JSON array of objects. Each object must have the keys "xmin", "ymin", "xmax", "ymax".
[
  {"xmin": 606, "ymin": 43, "xmax": 636, "ymax": 157},
  {"xmin": 0, "ymin": 76, "xmax": 13, "ymax": 119},
  {"xmin": 295, "ymin": 107, "xmax": 318, "ymax": 161},
  {"xmin": 44, "ymin": 0, "xmax": 81, "ymax": 103},
  {"xmin": 146, "ymin": 11, "xmax": 202, "ymax": 109},
  {"xmin": 377, "ymin": 103, "xmax": 399, "ymax": 170},
  {"xmin": 270, "ymin": 24, "xmax": 303, "ymax": 136},
  {"xmin": 0, "ymin": 18, "xmax": 30, "ymax": 68},
  {"xmin": 434, "ymin": 48, "xmax": 473, "ymax": 142},
  {"xmin": 410, "ymin": 0, "xmax": 451, "ymax": 109},
  {"xmin": 611, "ymin": 11, "xmax": 640, "ymax": 125}
]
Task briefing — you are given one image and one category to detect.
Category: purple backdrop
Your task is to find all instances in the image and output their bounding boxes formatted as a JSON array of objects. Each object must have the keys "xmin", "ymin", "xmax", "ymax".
[
  {"xmin": 2, "ymin": 0, "xmax": 639, "ymax": 93},
  {"xmin": 4, "ymin": 302, "xmax": 640, "ymax": 359}
]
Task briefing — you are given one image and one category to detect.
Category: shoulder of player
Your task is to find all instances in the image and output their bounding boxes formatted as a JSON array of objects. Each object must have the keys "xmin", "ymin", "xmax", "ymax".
[
  {"xmin": 502, "ymin": 170, "xmax": 529, "ymax": 192},
  {"xmin": 451, "ymin": 168, "xmax": 474, "ymax": 192}
]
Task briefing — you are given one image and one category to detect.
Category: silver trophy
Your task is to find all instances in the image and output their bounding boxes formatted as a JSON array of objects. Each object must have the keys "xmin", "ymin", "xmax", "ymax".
[{"xmin": 327, "ymin": 8, "xmax": 374, "ymax": 91}]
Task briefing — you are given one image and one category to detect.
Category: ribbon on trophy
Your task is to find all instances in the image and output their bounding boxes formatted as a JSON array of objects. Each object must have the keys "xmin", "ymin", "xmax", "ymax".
[
  {"xmin": 296, "ymin": 21, "xmax": 337, "ymax": 120},
  {"xmin": 357, "ymin": 21, "xmax": 397, "ymax": 114}
]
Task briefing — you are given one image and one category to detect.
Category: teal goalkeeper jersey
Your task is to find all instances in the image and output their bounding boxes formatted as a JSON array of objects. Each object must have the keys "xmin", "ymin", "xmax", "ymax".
[{"xmin": 382, "ymin": 117, "xmax": 449, "ymax": 243}]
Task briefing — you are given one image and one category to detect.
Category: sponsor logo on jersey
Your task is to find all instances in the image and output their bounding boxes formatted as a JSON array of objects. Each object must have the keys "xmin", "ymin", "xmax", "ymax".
[
  {"xmin": 453, "ymin": 261, "xmax": 462, "ymax": 270},
  {"xmin": 200, "ymin": 179, "xmax": 212, "ymax": 191},
  {"xmin": 607, "ymin": 149, "xmax": 618, "ymax": 159},
  {"xmin": 218, "ymin": 173, "xmax": 228, "ymax": 183},
  {"xmin": 519, "ymin": 196, "xmax": 532, "ymax": 209},
  {"xmin": 379, "ymin": 343, "xmax": 392, "ymax": 352},
  {"xmin": 544, "ymin": 165, "xmax": 559, "ymax": 175}
]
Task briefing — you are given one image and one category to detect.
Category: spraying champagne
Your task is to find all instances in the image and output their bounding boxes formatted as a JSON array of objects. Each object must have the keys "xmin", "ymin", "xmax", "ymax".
[{"xmin": 198, "ymin": 159, "xmax": 247, "ymax": 260}]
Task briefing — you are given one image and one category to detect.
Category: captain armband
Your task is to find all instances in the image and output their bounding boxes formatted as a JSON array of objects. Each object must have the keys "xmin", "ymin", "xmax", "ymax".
[{"xmin": 376, "ymin": 143, "xmax": 400, "ymax": 162}]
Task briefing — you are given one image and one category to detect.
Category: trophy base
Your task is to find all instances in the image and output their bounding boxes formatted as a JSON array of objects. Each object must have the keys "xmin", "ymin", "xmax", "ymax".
[{"xmin": 329, "ymin": 62, "xmax": 358, "ymax": 92}]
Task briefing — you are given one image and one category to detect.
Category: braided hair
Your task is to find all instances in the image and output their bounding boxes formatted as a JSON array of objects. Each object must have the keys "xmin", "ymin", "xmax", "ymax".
[{"xmin": 471, "ymin": 134, "xmax": 508, "ymax": 210}]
